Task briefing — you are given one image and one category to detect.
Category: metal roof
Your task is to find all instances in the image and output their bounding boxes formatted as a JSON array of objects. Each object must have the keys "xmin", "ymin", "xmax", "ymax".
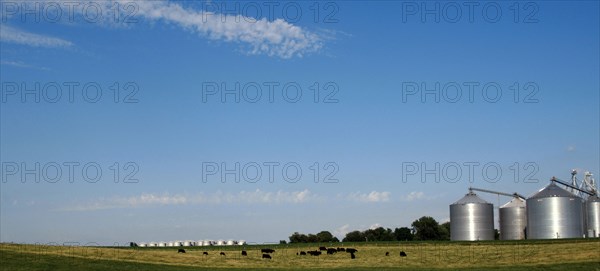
[
  {"xmin": 452, "ymin": 192, "xmax": 490, "ymax": 205},
  {"xmin": 529, "ymin": 182, "xmax": 580, "ymax": 199},
  {"xmin": 500, "ymin": 197, "xmax": 526, "ymax": 208}
]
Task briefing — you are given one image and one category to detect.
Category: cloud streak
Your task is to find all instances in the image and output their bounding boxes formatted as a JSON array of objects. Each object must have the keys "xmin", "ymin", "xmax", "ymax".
[
  {"xmin": 0, "ymin": 25, "xmax": 73, "ymax": 48},
  {"xmin": 346, "ymin": 191, "xmax": 391, "ymax": 203},
  {"xmin": 61, "ymin": 189, "xmax": 320, "ymax": 211},
  {"xmin": 130, "ymin": 1, "xmax": 322, "ymax": 58}
]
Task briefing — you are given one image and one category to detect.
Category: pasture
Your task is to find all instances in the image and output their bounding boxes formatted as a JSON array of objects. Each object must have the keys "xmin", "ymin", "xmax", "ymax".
[{"xmin": 1, "ymin": 239, "xmax": 599, "ymax": 270}]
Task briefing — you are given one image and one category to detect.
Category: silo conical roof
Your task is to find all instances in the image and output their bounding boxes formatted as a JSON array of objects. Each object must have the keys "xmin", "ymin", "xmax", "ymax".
[
  {"xmin": 452, "ymin": 192, "xmax": 489, "ymax": 204},
  {"xmin": 529, "ymin": 182, "xmax": 580, "ymax": 199},
  {"xmin": 500, "ymin": 197, "xmax": 526, "ymax": 208}
]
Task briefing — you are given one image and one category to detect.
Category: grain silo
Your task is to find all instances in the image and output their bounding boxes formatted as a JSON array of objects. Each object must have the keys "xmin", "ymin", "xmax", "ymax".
[
  {"xmin": 237, "ymin": 240, "xmax": 246, "ymax": 245},
  {"xmin": 526, "ymin": 182, "xmax": 584, "ymax": 239},
  {"xmin": 499, "ymin": 197, "xmax": 527, "ymax": 240},
  {"xmin": 226, "ymin": 240, "xmax": 235, "ymax": 246},
  {"xmin": 586, "ymin": 195, "xmax": 600, "ymax": 237},
  {"xmin": 450, "ymin": 191, "xmax": 494, "ymax": 241}
]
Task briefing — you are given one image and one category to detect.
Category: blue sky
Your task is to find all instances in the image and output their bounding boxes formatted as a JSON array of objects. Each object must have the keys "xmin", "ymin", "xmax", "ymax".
[{"xmin": 1, "ymin": 1, "xmax": 599, "ymax": 245}]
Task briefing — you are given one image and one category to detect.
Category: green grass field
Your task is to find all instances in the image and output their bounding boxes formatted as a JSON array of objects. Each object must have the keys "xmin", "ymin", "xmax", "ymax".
[{"xmin": 1, "ymin": 239, "xmax": 599, "ymax": 270}]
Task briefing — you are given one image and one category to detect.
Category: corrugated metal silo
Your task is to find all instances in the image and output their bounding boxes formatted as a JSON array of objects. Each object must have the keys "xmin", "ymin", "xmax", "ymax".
[
  {"xmin": 499, "ymin": 197, "xmax": 527, "ymax": 240},
  {"xmin": 526, "ymin": 182, "xmax": 584, "ymax": 239},
  {"xmin": 450, "ymin": 191, "xmax": 494, "ymax": 241},
  {"xmin": 586, "ymin": 196, "xmax": 600, "ymax": 238}
]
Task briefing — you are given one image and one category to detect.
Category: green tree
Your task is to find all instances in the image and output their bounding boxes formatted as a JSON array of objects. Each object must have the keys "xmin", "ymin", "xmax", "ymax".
[
  {"xmin": 364, "ymin": 227, "xmax": 395, "ymax": 241},
  {"xmin": 289, "ymin": 232, "xmax": 308, "ymax": 243},
  {"xmin": 411, "ymin": 216, "xmax": 441, "ymax": 240},
  {"xmin": 438, "ymin": 222, "xmax": 450, "ymax": 240},
  {"xmin": 342, "ymin": 230, "xmax": 365, "ymax": 242},
  {"xmin": 394, "ymin": 227, "xmax": 414, "ymax": 241},
  {"xmin": 316, "ymin": 231, "xmax": 335, "ymax": 242}
]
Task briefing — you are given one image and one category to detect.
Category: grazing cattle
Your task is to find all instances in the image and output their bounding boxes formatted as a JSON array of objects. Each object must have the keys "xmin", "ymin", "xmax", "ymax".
[
  {"xmin": 202, "ymin": 252, "xmax": 208, "ymax": 255},
  {"xmin": 319, "ymin": 246, "xmax": 327, "ymax": 251},
  {"xmin": 261, "ymin": 248, "xmax": 275, "ymax": 254},
  {"xmin": 350, "ymin": 253, "xmax": 356, "ymax": 259},
  {"xmin": 327, "ymin": 248, "xmax": 337, "ymax": 255},
  {"xmin": 177, "ymin": 249, "xmax": 186, "ymax": 253},
  {"xmin": 400, "ymin": 251, "xmax": 407, "ymax": 257},
  {"xmin": 241, "ymin": 250, "xmax": 247, "ymax": 256},
  {"xmin": 299, "ymin": 251, "xmax": 307, "ymax": 256},
  {"xmin": 262, "ymin": 254, "xmax": 272, "ymax": 259},
  {"xmin": 308, "ymin": 250, "xmax": 321, "ymax": 256},
  {"xmin": 220, "ymin": 252, "xmax": 226, "ymax": 256},
  {"xmin": 337, "ymin": 247, "xmax": 345, "ymax": 252},
  {"xmin": 346, "ymin": 248, "xmax": 358, "ymax": 254},
  {"xmin": 385, "ymin": 252, "xmax": 389, "ymax": 256}
]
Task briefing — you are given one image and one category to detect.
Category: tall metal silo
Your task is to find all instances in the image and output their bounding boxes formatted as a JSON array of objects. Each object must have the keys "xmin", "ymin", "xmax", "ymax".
[
  {"xmin": 450, "ymin": 191, "xmax": 494, "ymax": 241},
  {"xmin": 499, "ymin": 197, "xmax": 527, "ymax": 240},
  {"xmin": 586, "ymin": 196, "xmax": 600, "ymax": 238},
  {"xmin": 526, "ymin": 182, "xmax": 584, "ymax": 239}
]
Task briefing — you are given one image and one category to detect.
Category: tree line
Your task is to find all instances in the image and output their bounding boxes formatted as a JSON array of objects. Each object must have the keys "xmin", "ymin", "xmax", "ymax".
[{"xmin": 289, "ymin": 216, "xmax": 452, "ymax": 243}]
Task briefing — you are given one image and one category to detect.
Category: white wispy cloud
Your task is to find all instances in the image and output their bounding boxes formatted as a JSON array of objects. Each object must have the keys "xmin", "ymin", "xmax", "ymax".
[
  {"xmin": 2, "ymin": 1, "xmax": 323, "ymax": 58},
  {"xmin": 346, "ymin": 191, "xmax": 391, "ymax": 203},
  {"xmin": 333, "ymin": 224, "xmax": 351, "ymax": 238},
  {"xmin": 131, "ymin": 1, "xmax": 322, "ymax": 58},
  {"xmin": 401, "ymin": 191, "xmax": 425, "ymax": 201},
  {"xmin": 1, "ymin": 60, "xmax": 50, "ymax": 71},
  {"xmin": 0, "ymin": 25, "xmax": 73, "ymax": 48},
  {"xmin": 61, "ymin": 189, "xmax": 319, "ymax": 211},
  {"xmin": 566, "ymin": 145, "xmax": 576, "ymax": 152}
]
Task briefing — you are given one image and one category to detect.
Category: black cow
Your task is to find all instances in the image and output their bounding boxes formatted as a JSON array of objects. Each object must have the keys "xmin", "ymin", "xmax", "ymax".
[
  {"xmin": 319, "ymin": 246, "xmax": 327, "ymax": 251},
  {"xmin": 337, "ymin": 247, "xmax": 345, "ymax": 252},
  {"xmin": 261, "ymin": 248, "xmax": 275, "ymax": 253},
  {"xmin": 220, "ymin": 252, "xmax": 226, "ymax": 256},
  {"xmin": 299, "ymin": 251, "xmax": 307, "ymax": 255},
  {"xmin": 327, "ymin": 248, "xmax": 337, "ymax": 255},
  {"xmin": 346, "ymin": 248, "xmax": 358, "ymax": 254},
  {"xmin": 202, "ymin": 252, "xmax": 208, "ymax": 255},
  {"xmin": 262, "ymin": 254, "xmax": 272, "ymax": 259},
  {"xmin": 400, "ymin": 251, "xmax": 407, "ymax": 257},
  {"xmin": 308, "ymin": 250, "xmax": 321, "ymax": 256},
  {"xmin": 241, "ymin": 250, "xmax": 247, "ymax": 256},
  {"xmin": 350, "ymin": 253, "xmax": 356, "ymax": 259},
  {"xmin": 178, "ymin": 249, "xmax": 186, "ymax": 253},
  {"xmin": 385, "ymin": 252, "xmax": 389, "ymax": 256}
]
